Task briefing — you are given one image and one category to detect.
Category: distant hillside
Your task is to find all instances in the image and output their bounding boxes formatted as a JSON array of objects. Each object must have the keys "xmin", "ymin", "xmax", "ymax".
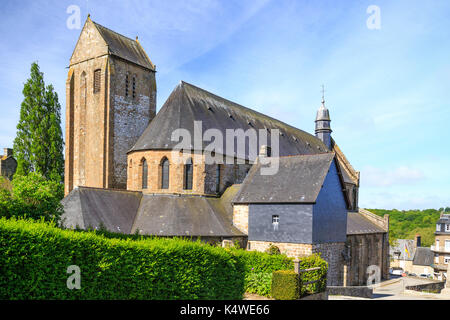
[{"xmin": 368, "ymin": 208, "xmax": 450, "ymax": 247}]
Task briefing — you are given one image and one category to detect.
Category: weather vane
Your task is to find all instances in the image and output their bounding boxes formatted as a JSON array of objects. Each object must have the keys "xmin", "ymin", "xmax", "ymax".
[{"xmin": 321, "ymin": 84, "xmax": 325, "ymax": 104}]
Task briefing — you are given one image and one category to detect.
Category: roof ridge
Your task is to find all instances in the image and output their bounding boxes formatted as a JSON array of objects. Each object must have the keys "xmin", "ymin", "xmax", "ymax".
[{"xmin": 92, "ymin": 20, "xmax": 137, "ymax": 43}]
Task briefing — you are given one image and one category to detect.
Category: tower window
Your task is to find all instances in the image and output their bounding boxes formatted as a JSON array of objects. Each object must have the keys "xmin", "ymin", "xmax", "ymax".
[
  {"xmin": 125, "ymin": 74, "xmax": 129, "ymax": 97},
  {"xmin": 161, "ymin": 157, "xmax": 170, "ymax": 189},
  {"xmin": 93, "ymin": 69, "xmax": 101, "ymax": 93},
  {"xmin": 132, "ymin": 76, "xmax": 136, "ymax": 99},
  {"xmin": 142, "ymin": 158, "xmax": 148, "ymax": 189},
  {"xmin": 184, "ymin": 158, "xmax": 193, "ymax": 190}
]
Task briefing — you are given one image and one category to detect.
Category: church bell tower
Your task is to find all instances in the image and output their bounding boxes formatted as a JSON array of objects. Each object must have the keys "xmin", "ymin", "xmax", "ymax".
[{"xmin": 315, "ymin": 86, "xmax": 332, "ymax": 150}]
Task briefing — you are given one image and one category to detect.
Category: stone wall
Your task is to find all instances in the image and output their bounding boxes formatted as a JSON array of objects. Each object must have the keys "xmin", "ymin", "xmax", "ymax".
[
  {"xmin": 0, "ymin": 153, "xmax": 17, "ymax": 180},
  {"xmin": 127, "ymin": 151, "xmax": 251, "ymax": 196},
  {"xmin": 233, "ymin": 204, "xmax": 249, "ymax": 234},
  {"xmin": 247, "ymin": 240, "xmax": 345, "ymax": 286},
  {"xmin": 65, "ymin": 18, "xmax": 156, "ymax": 195},
  {"xmin": 346, "ymin": 232, "xmax": 389, "ymax": 286}
]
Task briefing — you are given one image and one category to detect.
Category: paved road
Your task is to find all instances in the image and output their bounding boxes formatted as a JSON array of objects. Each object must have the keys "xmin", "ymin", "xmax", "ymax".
[{"xmin": 330, "ymin": 276, "xmax": 450, "ymax": 300}]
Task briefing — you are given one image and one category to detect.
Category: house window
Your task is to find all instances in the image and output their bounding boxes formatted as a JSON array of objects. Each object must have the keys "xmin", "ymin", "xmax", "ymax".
[
  {"xmin": 132, "ymin": 76, "xmax": 136, "ymax": 99},
  {"xmin": 93, "ymin": 69, "xmax": 101, "ymax": 93},
  {"xmin": 445, "ymin": 240, "xmax": 450, "ymax": 252},
  {"xmin": 272, "ymin": 215, "xmax": 279, "ymax": 230},
  {"xmin": 437, "ymin": 224, "xmax": 442, "ymax": 232},
  {"xmin": 161, "ymin": 157, "xmax": 169, "ymax": 189},
  {"xmin": 446, "ymin": 224, "xmax": 450, "ymax": 232},
  {"xmin": 125, "ymin": 74, "xmax": 129, "ymax": 97},
  {"xmin": 445, "ymin": 256, "xmax": 450, "ymax": 264},
  {"xmin": 184, "ymin": 158, "xmax": 193, "ymax": 190},
  {"xmin": 142, "ymin": 159, "xmax": 148, "ymax": 189}
]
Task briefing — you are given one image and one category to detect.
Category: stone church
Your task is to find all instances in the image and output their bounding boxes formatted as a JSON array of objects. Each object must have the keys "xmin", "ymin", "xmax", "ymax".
[{"xmin": 62, "ymin": 16, "xmax": 390, "ymax": 286}]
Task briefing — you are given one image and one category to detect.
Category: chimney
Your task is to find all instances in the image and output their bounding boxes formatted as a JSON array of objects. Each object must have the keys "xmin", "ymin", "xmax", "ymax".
[
  {"xmin": 259, "ymin": 145, "xmax": 271, "ymax": 157},
  {"xmin": 415, "ymin": 234, "xmax": 421, "ymax": 248},
  {"xmin": 3, "ymin": 148, "xmax": 13, "ymax": 158}
]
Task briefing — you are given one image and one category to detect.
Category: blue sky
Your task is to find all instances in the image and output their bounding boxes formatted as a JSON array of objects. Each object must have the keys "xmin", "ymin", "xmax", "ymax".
[{"xmin": 0, "ymin": 0, "xmax": 449, "ymax": 210}]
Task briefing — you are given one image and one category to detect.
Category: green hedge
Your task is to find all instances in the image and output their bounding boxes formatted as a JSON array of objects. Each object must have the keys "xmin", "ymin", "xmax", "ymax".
[
  {"xmin": 271, "ymin": 254, "xmax": 328, "ymax": 300},
  {"xmin": 271, "ymin": 270, "xmax": 299, "ymax": 300},
  {"xmin": 297, "ymin": 253, "xmax": 328, "ymax": 297},
  {"xmin": 226, "ymin": 248, "xmax": 293, "ymax": 296},
  {"xmin": 0, "ymin": 217, "xmax": 245, "ymax": 299}
]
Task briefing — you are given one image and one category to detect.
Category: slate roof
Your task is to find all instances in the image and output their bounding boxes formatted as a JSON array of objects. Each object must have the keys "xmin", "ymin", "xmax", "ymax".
[
  {"xmin": 130, "ymin": 81, "xmax": 329, "ymax": 158},
  {"xmin": 390, "ymin": 239, "xmax": 416, "ymax": 261},
  {"xmin": 61, "ymin": 187, "xmax": 142, "ymax": 234},
  {"xmin": 233, "ymin": 153, "xmax": 335, "ymax": 204},
  {"xmin": 347, "ymin": 212, "xmax": 386, "ymax": 235},
  {"xmin": 92, "ymin": 20, "xmax": 155, "ymax": 71},
  {"xmin": 413, "ymin": 247, "xmax": 434, "ymax": 266},
  {"xmin": 62, "ymin": 186, "xmax": 244, "ymax": 237}
]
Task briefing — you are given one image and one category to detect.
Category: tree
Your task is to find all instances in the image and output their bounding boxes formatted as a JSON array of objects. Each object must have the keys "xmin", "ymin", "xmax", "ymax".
[
  {"xmin": 0, "ymin": 172, "xmax": 64, "ymax": 222},
  {"xmin": 13, "ymin": 62, "xmax": 64, "ymax": 183}
]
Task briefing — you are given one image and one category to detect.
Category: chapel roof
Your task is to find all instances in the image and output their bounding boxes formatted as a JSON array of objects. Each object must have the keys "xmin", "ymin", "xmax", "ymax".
[{"xmin": 130, "ymin": 81, "xmax": 329, "ymax": 159}]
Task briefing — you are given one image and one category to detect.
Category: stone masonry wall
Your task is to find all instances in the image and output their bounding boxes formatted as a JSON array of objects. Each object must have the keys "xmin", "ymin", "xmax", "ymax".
[{"xmin": 233, "ymin": 204, "xmax": 249, "ymax": 234}]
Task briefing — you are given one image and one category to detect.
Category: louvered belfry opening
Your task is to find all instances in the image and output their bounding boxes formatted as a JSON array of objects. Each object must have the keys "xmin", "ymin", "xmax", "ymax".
[{"xmin": 93, "ymin": 69, "xmax": 101, "ymax": 93}]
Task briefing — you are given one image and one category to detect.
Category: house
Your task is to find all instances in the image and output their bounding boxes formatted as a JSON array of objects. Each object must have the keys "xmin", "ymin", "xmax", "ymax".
[
  {"xmin": 431, "ymin": 213, "xmax": 450, "ymax": 280},
  {"xmin": 0, "ymin": 148, "xmax": 17, "ymax": 180}
]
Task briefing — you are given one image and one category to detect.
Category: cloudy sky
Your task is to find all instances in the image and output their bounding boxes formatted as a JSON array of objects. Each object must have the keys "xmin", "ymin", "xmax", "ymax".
[{"xmin": 0, "ymin": 0, "xmax": 449, "ymax": 210}]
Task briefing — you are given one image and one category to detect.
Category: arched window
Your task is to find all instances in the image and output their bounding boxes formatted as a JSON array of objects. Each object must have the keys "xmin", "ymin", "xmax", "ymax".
[
  {"xmin": 125, "ymin": 73, "xmax": 129, "ymax": 97},
  {"xmin": 161, "ymin": 157, "xmax": 169, "ymax": 189},
  {"xmin": 142, "ymin": 158, "xmax": 148, "ymax": 189},
  {"xmin": 184, "ymin": 158, "xmax": 193, "ymax": 190},
  {"xmin": 216, "ymin": 164, "xmax": 222, "ymax": 193},
  {"xmin": 132, "ymin": 75, "xmax": 136, "ymax": 99}
]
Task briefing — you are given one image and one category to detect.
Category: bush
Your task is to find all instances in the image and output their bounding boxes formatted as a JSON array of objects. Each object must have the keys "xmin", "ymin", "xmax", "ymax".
[
  {"xmin": 297, "ymin": 253, "xmax": 328, "ymax": 297},
  {"xmin": 0, "ymin": 173, "xmax": 63, "ymax": 222},
  {"xmin": 0, "ymin": 217, "xmax": 245, "ymax": 299},
  {"xmin": 271, "ymin": 270, "xmax": 299, "ymax": 300},
  {"xmin": 226, "ymin": 247, "xmax": 293, "ymax": 296},
  {"xmin": 265, "ymin": 244, "xmax": 281, "ymax": 255}
]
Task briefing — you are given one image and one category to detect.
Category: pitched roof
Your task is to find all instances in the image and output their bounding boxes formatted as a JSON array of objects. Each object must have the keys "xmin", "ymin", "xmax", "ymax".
[
  {"xmin": 130, "ymin": 81, "xmax": 329, "ymax": 158},
  {"xmin": 347, "ymin": 212, "xmax": 386, "ymax": 235},
  {"xmin": 61, "ymin": 187, "xmax": 142, "ymax": 234},
  {"xmin": 413, "ymin": 247, "xmax": 434, "ymax": 266},
  {"xmin": 61, "ymin": 185, "xmax": 244, "ymax": 237},
  {"xmin": 92, "ymin": 20, "xmax": 155, "ymax": 70},
  {"xmin": 232, "ymin": 153, "xmax": 335, "ymax": 204}
]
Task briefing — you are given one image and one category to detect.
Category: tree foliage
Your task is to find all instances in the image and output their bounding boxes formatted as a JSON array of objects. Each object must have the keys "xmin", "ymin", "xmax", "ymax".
[
  {"xmin": 0, "ymin": 172, "xmax": 64, "ymax": 222},
  {"xmin": 13, "ymin": 62, "xmax": 64, "ymax": 183},
  {"xmin": 369, "ymin": 208, "xmax": 443, "ymax": 247}
]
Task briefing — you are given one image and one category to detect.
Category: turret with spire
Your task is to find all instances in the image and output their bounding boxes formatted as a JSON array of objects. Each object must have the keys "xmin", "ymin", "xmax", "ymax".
[{"xmin": 315, "ymin": 85, "xmax": 332, "ymax": 150}]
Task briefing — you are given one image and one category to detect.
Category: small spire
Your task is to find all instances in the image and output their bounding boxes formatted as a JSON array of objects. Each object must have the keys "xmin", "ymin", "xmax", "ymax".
[
  {"xmin": 136, "ymin": 35, "xmax": 139, "ymax": 41},
  {"xmin": 321, "ymin": 84, "xmax": 326, "ymax": 106},
  {"xmin": 87, "ymin": 13, "xmax": 91, "ymax": 18}
]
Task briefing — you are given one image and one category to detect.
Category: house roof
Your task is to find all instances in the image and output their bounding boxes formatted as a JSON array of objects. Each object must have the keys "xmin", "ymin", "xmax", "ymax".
[
  {"xmin": 232, "ymin": 153, "xmax": 335, "ymax": 204},
  {"xmin": 61, "ymin": 186, "xmax": 244, "ymax": 237},
  {"xmin": 92, "ymin": 20, "xmax": 155, "ymax": 71},
  {"xmin": 413, "ymin": 247, "xmax": 434, "ymax": 266},
  {"xmin": 129, "ymin": 81, "xmax": 329, "ymax": 158},
  {"xmin": 346, "ymin": 212, "xmax": 386, "ymax": 235}
]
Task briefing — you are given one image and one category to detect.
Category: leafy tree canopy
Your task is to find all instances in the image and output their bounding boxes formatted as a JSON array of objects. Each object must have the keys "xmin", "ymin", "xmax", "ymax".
[{"xmin": 13, "ymin": 62, "xmax": 64, "ymax": 183}]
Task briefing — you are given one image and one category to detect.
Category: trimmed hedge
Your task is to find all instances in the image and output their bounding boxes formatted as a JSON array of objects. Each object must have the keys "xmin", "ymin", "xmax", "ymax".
[
  {"xmin": 271, "ymin": 254, "xmax": 328, "ymax": 300},
  {"xmin": 226, "ymin": 248, "xmax": 293, "ymax": 296},
  {"xmin": 0, "ymin": 217, "xmax": 245, "ymax": 299},
  {"xmin": 297, "ymin": 253, "xmax": 328, "ymax": 297},
  {"xmin": 271, "ymin": 270, "xmax": 299, "ymax": 300}
]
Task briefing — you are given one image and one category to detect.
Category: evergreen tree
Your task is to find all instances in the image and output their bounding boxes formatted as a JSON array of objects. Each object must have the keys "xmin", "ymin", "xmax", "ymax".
[{"xmin": 13, "ymin": 62, "xmax": 64, "ymax": 183}]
